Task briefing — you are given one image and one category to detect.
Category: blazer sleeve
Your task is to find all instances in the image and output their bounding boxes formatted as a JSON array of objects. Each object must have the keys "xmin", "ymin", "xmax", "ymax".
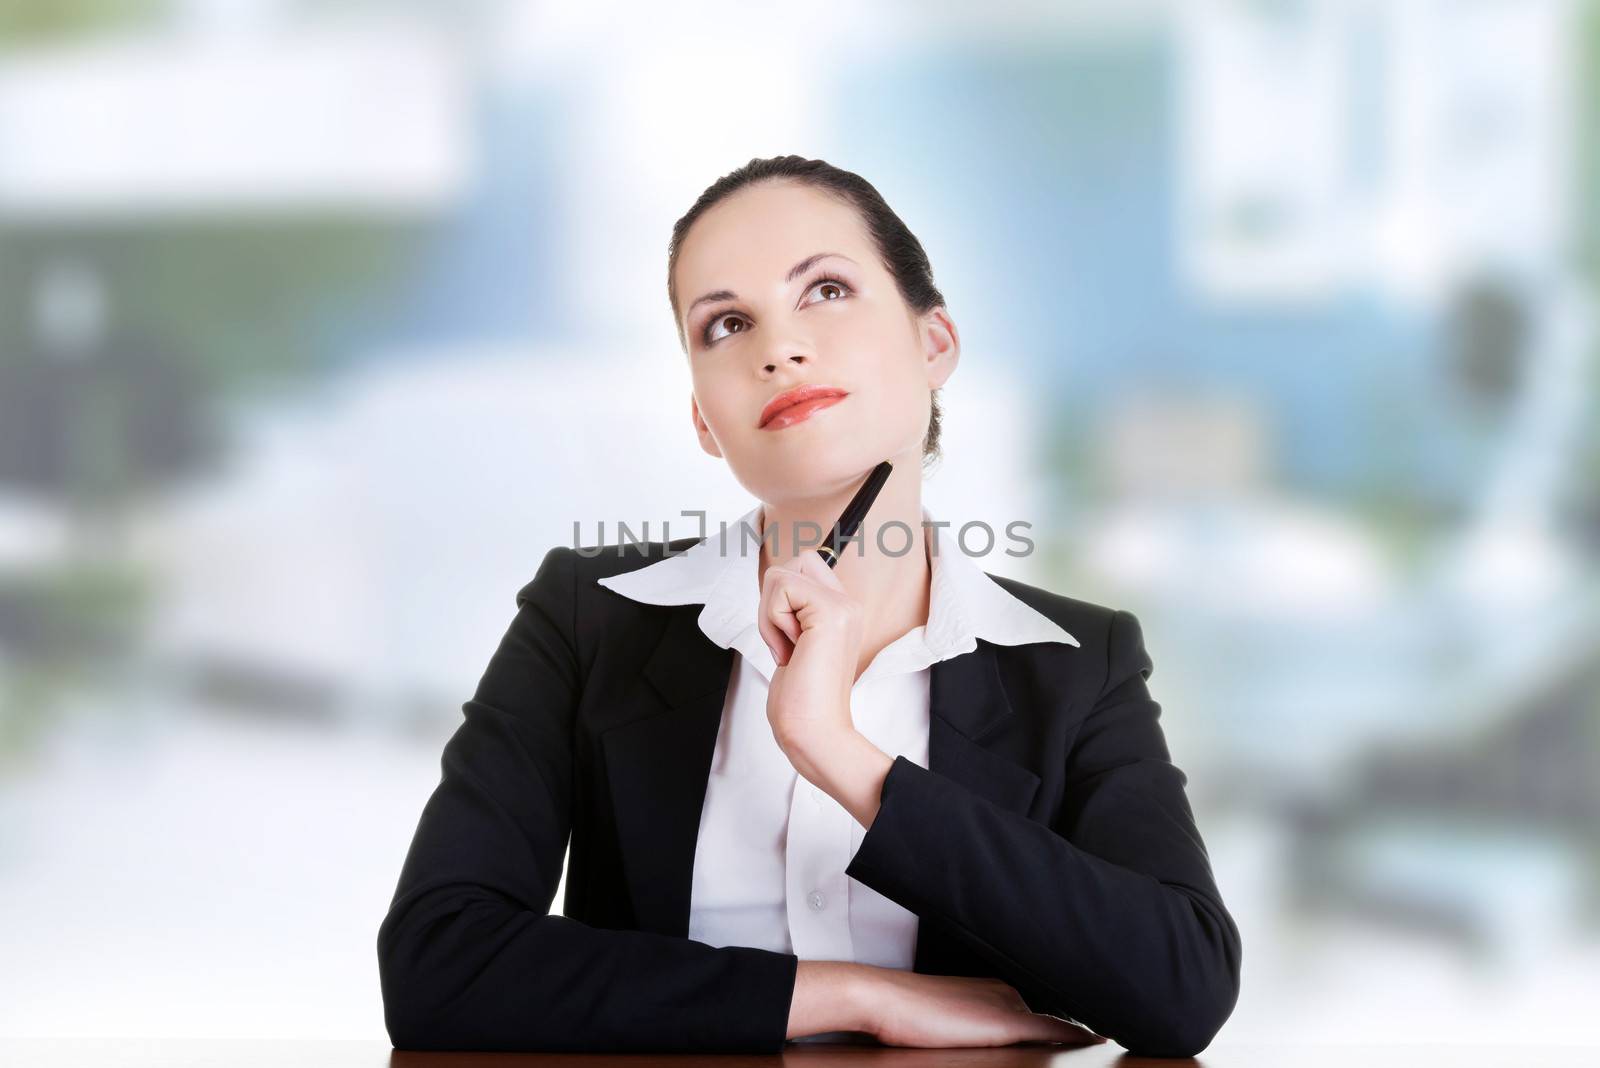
[
  {"xmin": 843, "ymin": 607, "xmax": 1242, "ymax": 1058},
  {"xmin": 376, "ymin": 545, "xmax": 800, "ymax": 1053}
]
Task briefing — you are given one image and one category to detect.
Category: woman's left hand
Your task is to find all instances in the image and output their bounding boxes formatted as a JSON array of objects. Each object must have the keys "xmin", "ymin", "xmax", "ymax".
[{"xmin": 759, "ymin": 549, "xmax": 864, "ymax": 753}]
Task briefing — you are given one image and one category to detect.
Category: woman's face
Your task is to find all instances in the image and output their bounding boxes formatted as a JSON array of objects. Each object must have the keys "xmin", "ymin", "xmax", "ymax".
[{"xmin": 673, "ymin": 180, "xmax": 958, "ymax": 504}]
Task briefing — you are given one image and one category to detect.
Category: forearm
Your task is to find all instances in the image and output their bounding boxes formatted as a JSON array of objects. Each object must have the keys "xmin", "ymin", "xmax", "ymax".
[
  {"xmin": 379, "ymin": 885, "xmax": 799, "ymax": 1053},
  {"xmin": 786, "ymin": 960, "xmax": 877, "ymax": 1039},
  {"xmin": 844, "ymin": 755, "xmax": 1240, "ymax": 1056},
  {"xmin": 784, "ymin": 726, "xmax": 894, "ymax": 830}
]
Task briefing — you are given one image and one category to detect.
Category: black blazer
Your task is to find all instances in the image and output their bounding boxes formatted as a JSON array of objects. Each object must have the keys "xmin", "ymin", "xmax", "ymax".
[{"xmin": 377, "ymin": 537, "xmax": 1242, "ymax": 1057}]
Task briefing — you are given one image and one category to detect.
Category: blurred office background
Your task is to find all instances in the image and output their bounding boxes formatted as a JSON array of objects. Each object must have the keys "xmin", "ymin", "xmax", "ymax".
[{"xmin": 1, "ymin": 0, "xmax": 1596, "ymax": 1045}]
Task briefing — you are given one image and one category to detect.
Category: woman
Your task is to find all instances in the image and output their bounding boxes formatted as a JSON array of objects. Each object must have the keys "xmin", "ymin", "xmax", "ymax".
[{"xmin": 377, "ymin": 155, "xmax": 1242, "ymax": 1057}]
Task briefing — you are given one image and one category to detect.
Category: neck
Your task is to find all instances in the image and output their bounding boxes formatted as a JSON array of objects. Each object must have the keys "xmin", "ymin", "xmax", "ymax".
[{"xmin": 756, "ymin": 455, "xmax": 931, "ymax": 680}]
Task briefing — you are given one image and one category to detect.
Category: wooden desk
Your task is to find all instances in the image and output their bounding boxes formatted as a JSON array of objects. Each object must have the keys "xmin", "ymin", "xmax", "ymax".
[{"xmin": 1, "ymin": 1040, "xmax": 1593, "ymax": 1067}]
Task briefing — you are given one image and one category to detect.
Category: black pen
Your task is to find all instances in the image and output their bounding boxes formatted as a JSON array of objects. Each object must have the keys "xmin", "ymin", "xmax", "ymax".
[{"xmin": 816, "ymin": 460, "xmax": 893, "ymax": 568}]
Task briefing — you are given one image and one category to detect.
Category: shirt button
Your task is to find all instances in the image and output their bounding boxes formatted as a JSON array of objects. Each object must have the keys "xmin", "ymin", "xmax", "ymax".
[{"xmin": 807, "ymin": 890, "xmax": 827, "ymax": 912}]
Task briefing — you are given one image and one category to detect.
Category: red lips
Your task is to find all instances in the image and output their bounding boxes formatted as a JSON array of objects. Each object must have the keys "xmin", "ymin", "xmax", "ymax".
[{"xmin": 758, "ymin": 384, "xmax": 849, "ymax": 428}]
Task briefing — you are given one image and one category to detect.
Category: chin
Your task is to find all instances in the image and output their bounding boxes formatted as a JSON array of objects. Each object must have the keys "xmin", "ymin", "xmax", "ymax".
[{"xmin": 752, "ymin": 451, "xmax": 885, "ymax": 499}]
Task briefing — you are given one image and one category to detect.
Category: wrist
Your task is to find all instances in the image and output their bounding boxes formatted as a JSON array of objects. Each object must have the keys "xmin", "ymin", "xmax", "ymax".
[
  {"xmin": 775, "ymin": 716, "xmax": 854, "ymax": 764},
  {"xmin": 843, "ymin": 963, "xmax": 888, "ymax": 1034},
  {"xmin": 787, "ymin": 960, "xmax": 883, "ymax": 1039}
]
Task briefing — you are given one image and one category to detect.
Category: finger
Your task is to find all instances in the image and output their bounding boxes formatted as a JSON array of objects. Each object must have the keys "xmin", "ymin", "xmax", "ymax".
[
  {"xmin": 762, "ymin": 569, "xmax": 805, "ymax": 646},
  {"xmin": 796, "ymin": 548, "xmax": 846, "ymax": 590},
  {"xmin": 758, "ymin": 610, "xmax": 793, "ymax": 666},
  {"xmin": 1031, "ymin": 1017, "xmax": 1105, "ymax": 1046},
  {"xmin": 760, "ymin": 577, "xmax": 805, "ymax": 664},
  {"xmin": 757, "ymin": 584, "xmax": 796, "ymax": 664},
  {"xmin": 783, "ymin": 557, "xmax": 855, "ymax": 625}
]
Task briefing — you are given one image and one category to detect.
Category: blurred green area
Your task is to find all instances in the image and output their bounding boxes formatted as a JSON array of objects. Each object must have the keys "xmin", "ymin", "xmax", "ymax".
[
  {"xmin": 0, "ymin": 0, "xmax": 438, "ymax": 758},
  {"xmin": 0, "ymin": 560, "xmax": 148, "ymax": 772},
  {"xmin": 0, "ymin": 218, "xmax": 432, "ymax": 760},
  {"xmin": 0, "ymin": 0, "xmax": 167, "ymax": 46},
  {"xmin": 0, "ymin": 221, "xmax": 429, "ymax": 432}
]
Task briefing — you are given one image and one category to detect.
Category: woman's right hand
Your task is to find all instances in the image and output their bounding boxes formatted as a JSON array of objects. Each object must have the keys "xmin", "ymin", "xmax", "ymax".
[{"xmin": 858, "ymin": 968, "xmax": 1107, "ymax": 1048}]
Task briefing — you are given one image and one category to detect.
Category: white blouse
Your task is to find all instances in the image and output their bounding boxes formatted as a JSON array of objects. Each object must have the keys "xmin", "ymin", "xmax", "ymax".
[{"xmin": 596, "ymin": 502, "xmax": 1078, "ymax": 1035}]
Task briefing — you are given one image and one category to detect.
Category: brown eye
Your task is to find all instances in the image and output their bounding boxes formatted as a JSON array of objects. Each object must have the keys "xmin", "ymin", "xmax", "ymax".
[
  {"xmin": 704, "ymin": 313, "xmax": 748, "ymax": 346},
  {"xmin": 807, "ymin": 277, "xmax": 849, "ymax": 303}
]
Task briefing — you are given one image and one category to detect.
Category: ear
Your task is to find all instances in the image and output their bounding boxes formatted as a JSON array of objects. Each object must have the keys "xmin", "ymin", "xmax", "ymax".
[
  {"xmin": 690, "ymin": 392, "xmax": 724, "ymax": 459},
  {"xmin": 919, "ymin": 306, "xmax": 960, "ymax": 389}
]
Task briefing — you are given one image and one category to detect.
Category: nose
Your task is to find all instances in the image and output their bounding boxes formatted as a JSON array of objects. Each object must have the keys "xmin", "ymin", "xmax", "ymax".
[{"xmin": 761, "ymin": 351, "xmax": 810, "ymax": 375}]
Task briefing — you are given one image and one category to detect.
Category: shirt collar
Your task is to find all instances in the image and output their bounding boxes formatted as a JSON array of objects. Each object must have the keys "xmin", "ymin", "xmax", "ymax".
[{"xmin": 595, "ymin": 501, "xmax": 1079, "ymax": 682}]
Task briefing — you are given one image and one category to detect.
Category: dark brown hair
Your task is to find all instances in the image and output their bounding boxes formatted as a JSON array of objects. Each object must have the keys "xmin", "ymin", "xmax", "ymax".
[{"xmin": 668, "ymin": 155, "xmax": 948, "ymax": 469}]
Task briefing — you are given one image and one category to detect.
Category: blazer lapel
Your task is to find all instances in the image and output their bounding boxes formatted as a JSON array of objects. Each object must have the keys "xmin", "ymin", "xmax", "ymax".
[
  {"xmin": 927, "ymin": 640, "xmax": 1043, "ymax": 810},
  {"xmin": 912, "ymin": 642, "xmax": 1045, "ymax": 974},
  {"xmin": 601, "ymin": 609, "xmax": 1043, "ymax": 959},
  {"xmin": 600, "ymin": 605, "xmax": 732, "ymax": 937}
]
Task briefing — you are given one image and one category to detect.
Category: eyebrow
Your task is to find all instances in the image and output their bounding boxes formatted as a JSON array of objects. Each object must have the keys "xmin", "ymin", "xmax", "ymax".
[{"xmin": 685, "ymin": 251, "xmax": 858, "ymax": 320}]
